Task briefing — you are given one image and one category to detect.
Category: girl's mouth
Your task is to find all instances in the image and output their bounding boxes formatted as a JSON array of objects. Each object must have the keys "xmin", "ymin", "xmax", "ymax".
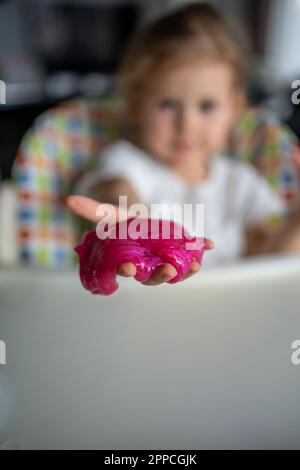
[{"xmin": 175, "ymin": 142, "xmax": 194, "ymax": 151}]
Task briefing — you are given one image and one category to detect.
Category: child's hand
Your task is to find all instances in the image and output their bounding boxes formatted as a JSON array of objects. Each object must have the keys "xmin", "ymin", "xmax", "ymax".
[
  {"xmin": 66, "ymin": 195, "xmax": 214, "ymax": 286},
  {"xmin": 116, "ymin": 259, "xmax": 202, "ymax": 285}
]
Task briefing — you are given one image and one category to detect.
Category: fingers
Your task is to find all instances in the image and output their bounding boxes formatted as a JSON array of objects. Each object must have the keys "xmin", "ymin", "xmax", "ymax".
[
  {"xmin": 204, "ymin": 238, "xmax": 214, "ymax": 250},
  {"xmin": 66, "ymin": 195, "xmax": 103, "ymax": 222},
  {"xmin": 118, "ymin": 259, "xmax": 201, "ymax": 286},
  {"xmin": 117, "ymin": 262, "xmax": 137, "ymax": 277},
  {"xmin": 179, "ymin": 260, "xmax": 201, "ymax": 282},
  {"xmin": 142, "ymin": 263, "xmax": 177, "ymax": 286},
  {"xmin": 117, "ymin": 262, "xmax": 177, "ymax": 285},
  {"xmin": 142, "ymin": 259, "xmax": 202, "ymax": 286},
  {"xmin": 65, "ymin": 195, "xmax": 127, "ymax": 223}
]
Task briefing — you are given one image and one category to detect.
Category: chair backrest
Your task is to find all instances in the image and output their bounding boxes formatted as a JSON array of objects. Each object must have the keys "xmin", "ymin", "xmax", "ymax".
[
  {"xmin": 12, "ymin": 95, "xmax": 127, "ymax": 267},
  {"xmin": 228, "ymin": 106, "xmax": 300, "ymax": 211}
]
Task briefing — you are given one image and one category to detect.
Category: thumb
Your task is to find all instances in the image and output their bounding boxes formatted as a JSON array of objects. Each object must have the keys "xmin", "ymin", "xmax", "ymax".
[{"xmin": 65, "ymin": 195, "xmax": 128, "ymax": 223}]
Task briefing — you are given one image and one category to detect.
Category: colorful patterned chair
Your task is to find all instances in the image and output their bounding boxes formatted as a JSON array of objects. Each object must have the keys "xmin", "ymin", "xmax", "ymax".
[
  {"xmin": 12, "ymin": 98, "xmax": 300, "ymax": 268},
  {"xmin": 12, "ymin": 95, "xmax": 129, "ymax": 267},
  {"xmin": 228, "ymin": 106, "xmax": 300, "ymax": 210}
]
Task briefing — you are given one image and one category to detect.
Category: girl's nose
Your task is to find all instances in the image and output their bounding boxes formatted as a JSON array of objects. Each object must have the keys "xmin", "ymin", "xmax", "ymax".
[{"xmin": 175, "ymin": 108, "xmax": 198, "ymax": 136}]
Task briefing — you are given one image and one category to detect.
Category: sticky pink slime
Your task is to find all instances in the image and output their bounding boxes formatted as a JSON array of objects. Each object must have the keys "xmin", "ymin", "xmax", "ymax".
[{"xmin": 75, "ymin": 218, "xmax": 207, "ymax": 295}]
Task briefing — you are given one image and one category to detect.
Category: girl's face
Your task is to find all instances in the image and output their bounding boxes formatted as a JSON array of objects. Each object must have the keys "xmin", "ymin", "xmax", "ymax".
[{"xmin": 137, "ymin": 61, "xmax": 243, "ymax": 168}]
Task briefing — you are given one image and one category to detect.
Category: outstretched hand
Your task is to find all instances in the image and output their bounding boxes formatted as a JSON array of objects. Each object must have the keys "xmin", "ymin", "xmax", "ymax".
[{"xmin": 65, "ymin": 195, "xmax": 214, "ymax": 286}]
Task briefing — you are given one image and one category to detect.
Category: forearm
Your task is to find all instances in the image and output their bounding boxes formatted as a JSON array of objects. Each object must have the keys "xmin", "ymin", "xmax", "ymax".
[
  {"xmin": 244, "ymin": 207, "xmax": 300, "ymax": 256},
  {"xmin": 273, "ymin": 206, "xmax": 300, "ymax": 253}
]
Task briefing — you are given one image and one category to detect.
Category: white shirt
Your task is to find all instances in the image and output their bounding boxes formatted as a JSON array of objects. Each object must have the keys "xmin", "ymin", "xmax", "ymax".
[{"xmin": 75, "ymin": 139, "xmax": 286, "ymax": 266}]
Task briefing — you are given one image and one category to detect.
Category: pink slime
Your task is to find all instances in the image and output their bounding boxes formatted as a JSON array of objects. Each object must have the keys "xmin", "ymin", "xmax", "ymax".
[{"xmin": 75, "ymin": 218, "xmax": 208, "ymax": 295}]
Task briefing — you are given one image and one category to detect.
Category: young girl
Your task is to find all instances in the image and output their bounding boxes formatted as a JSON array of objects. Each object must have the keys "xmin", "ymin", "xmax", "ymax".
[{"xmin": 67, "ymin": 2, "xmax": 300, "ymax": 286}]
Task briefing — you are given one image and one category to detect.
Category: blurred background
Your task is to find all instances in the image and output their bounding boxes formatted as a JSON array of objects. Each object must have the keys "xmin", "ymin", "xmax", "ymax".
[{"xmin": 1, "ymin": 0, "xmax": 300, "ymax": 180}]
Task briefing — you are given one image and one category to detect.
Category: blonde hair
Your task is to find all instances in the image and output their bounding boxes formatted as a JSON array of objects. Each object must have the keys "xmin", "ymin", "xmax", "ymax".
[{"xmin": 118, "ymin": 2, "xmax": 249, "ymax": 115}]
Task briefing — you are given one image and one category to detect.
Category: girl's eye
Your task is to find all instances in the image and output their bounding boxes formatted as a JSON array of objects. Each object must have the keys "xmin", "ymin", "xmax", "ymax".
[
  {"xmin": 159, "ymin": 99, "xmax": 178, "ymax": 110},
  {"xmin": 199, "ymin": 100, "xmax": 217, "ymax": 113}
]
